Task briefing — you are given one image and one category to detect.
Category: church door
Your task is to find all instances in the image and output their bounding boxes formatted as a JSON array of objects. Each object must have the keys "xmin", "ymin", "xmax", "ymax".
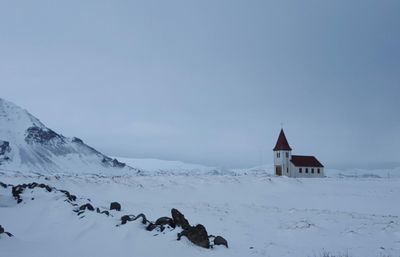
[{"xmin": 275, "ymin": 166, "xmax": 282, "ymax": 176}]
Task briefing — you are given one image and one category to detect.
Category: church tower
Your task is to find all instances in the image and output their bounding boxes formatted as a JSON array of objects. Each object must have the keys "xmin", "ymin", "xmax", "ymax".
[{"xmin": 273, "ymin": 129, "xmax": 292, "ymax": 176}]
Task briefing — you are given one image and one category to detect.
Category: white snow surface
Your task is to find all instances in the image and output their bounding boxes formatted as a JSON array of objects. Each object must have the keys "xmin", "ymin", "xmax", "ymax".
[{"xmin": 1, "ymin": 165, "xmax": 400, "ymax": 257}]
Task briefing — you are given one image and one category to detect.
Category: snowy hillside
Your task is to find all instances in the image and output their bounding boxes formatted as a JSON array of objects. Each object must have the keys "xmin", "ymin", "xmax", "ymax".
[
  {"xmin": 0, "ymin": 98, "xmax": 137, "ymax": 174},
  {"xmin": 1, "ymin": 170, "xmax": 400, "ymax": 257},
  {"xmin": 116, "ymin": 157, "xmax": 234, "ymax": 175}
]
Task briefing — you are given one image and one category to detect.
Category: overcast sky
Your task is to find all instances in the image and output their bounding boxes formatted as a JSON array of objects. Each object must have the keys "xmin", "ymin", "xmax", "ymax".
[{"xmin": 1, "ymin": 0, "xmax": 399, "ymax": 168}]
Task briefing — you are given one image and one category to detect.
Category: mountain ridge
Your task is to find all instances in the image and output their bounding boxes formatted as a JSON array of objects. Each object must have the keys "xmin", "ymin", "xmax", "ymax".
[{"xmin": 0, "ymin": 98, "xmax": 137, "ymax": 174}]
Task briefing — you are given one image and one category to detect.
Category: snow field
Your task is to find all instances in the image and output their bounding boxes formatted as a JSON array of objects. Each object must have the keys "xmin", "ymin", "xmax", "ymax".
[{"xmin": 1, "ymin": 171, "xmax": 399, "ymax": 257}]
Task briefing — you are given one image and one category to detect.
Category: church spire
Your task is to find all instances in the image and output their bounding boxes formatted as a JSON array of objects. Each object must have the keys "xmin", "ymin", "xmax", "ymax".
[{"xmin": 273, "ymin": 129, "xmax": 292, "ymax": 151}]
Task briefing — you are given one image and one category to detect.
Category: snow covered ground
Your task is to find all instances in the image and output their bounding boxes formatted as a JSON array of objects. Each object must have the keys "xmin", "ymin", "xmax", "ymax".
[{"xmin": 1, "ymin": 162, "xmax": 400, "ymax": 257}]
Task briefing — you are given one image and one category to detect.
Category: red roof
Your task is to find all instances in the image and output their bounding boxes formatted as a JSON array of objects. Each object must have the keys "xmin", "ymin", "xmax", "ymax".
[
  {"xmin": 273, "ymin": 129, "xmax": 292, "ymax": 151},
  {"xmin": 290, "ymin": 155, "xmax": 324, "ymax": 167}
]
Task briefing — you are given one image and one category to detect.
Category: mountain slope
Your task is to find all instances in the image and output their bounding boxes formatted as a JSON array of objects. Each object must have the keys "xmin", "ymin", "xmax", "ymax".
[{"xmin": 0, "ymin": 98, "xmax": 137, "ymax": 174}]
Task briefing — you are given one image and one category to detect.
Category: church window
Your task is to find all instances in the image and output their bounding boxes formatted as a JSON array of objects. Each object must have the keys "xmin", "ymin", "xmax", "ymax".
[
  {"xmin": 277, "ymin": 152, "xmax": 280, "ymax": 158},
  {"xmin": 317, "ymin": 168, "xmax": 320, "ymax": 174},
  {"xmin": 286, "ymin": 152, "xmax": 289, "ymax": 158},
  {"xmin": 311, "ymin": 168, "xmax": 314, "ymax": 173},
  {"xmin": 287, "ymin": 167, "xmax": 289, "ymax": 173},
  {"xmin": 299, "ymin": 168, "xmax": 302, "ymax": 173},
  {"xmin": 305, "ymin": 168, "xmax": 308, "ymax": 173}
]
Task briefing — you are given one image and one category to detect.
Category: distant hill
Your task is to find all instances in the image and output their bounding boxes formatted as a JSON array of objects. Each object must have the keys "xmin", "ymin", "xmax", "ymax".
[{"xmin": 0, "ymin": 98, "xmax": 138, "ymax": 174}]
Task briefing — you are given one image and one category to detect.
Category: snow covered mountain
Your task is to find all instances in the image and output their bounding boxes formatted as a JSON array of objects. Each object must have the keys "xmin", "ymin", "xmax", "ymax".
[{"xmin": 0, "ymin": 98, "xmax": 137, "ymax": 174}]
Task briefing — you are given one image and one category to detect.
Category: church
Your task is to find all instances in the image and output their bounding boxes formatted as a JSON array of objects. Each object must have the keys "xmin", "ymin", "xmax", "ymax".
[{"xmin": 273, "ymin": 129, "xmax": 324, "ymax": 178}]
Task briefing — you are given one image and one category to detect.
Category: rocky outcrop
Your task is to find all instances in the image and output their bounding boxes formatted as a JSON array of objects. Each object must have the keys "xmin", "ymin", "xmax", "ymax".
[
  {"xmin": 178, "ymin": 224, "xmax": 210, "ymax": 248},
  {"xmin": 0, "ymin": 140, "xmax": 11, "ymax": 163},
  {"xmin": 171, "ymin": 208, "xmax": 190, "ymax": 230},
  {"xmin": 101, "ymin": 157, "xmax": 126, "ymax": 168},
  {"xmin": 0, "ymin": 140, "xmax": 11, "ymax": 155},
  {"xmin": 25, "ymin": 126, "xmax": 65, "ymax": 145}
]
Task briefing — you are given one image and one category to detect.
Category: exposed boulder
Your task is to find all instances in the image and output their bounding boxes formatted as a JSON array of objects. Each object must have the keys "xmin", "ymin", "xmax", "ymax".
[
  {"xmin": 120, "ymin": 215, "xmax": 135, "ymax": 225},
  {"xmin": 171, "ymin": 208, "xmax": 190, "ymax": 230},
  {"xmin": 178, "ymin": 224, "xmax": 210, "ymax": 249},
  {"xmin": 110, "ymin": 202, "xmax": 121, "ymax": 211},
  {"xmin": 155, "ymin": 217, "xmax": 175, "ymax": 228},
  {"xmin": 213, "ymin": 236, "xmax": 228, "ymax": 248},
  {"xmin": 79, "ymin": 203, "xmax": 95, "ymax": 211}
]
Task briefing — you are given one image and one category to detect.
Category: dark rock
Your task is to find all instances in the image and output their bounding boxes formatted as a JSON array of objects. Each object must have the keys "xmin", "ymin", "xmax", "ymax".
[
  {"xmin": 72, "ymin": 137, "xmax": 84, "ymax": 144},
  {"xmin": 38, "ymin": 184, "xmax": 46, "ymax": 188},
  {"xmin": 4, "ymin": 232, "xmax": 13, "ymax": 237},
  {"xmin": 146, "ymin": 223, "xmax": 158, "ymax": 231},
  {"xmin": 0, "ymin": 225, "xmax": 13, "ymax": 237},
  {"xmin": 155, "ymin": 217, "xmax": 174, "ymax": 226},
  {"xmin": 0, "ymin": 182, "xmax": 7, "ymax": 188},
  {"xmin": 59, "ymin": 189, "xmax": 67, "ymax": 193},
  {"xmin": 28, "ymin": 182, "xmax": 38, "ymax": 189},
  {"xmin": 120, "ymin": 215, "xmax": 134, "ymax": 225},
  {"xmin": 68, "ymin": 194, "xmax": 76, "ymax": 201},
  {"xmin": 171, "ymin": 208, "xmax": 190, "ymax": 230},
  {"xmin": 79, "ymin": 203, "xmax": 94, "ymax": 211},
  {"xmin": 101, "ymin": 210, "xmax": 110, "ymax": 216},
  {"xmin": 101, "ymin": 157, "xmax": 126, "ymax": 168},
  {"xmin": 178, "ymin": 224, "xmax": 210, "ymax": 249},
  {"xmin": 112, "ymin": 158, "xmax": 126, "ymax": 168},
  {"xmin": 0, "ymin": 141, "xmax": 11, "ymax": 155},
  {"xmin": 213, "ymin": 236, "xmax": 228, "ymax": 248},
  {"xmin": 110, "ymin": 202, "xmax": 121, "ymax": 211},
  {"xmin": 45, "ymin": 185, "xmax": 52, "ymax": 192},
  {"xmin": 12, "ymin": 185, "xmax": 24, "ymax": 203},
  {"xmin": 12, "ymin": 185, "xmax": 24, "ymax": 197},
  {"xmin": 61, "ymin": 189, "xmax": 77, "ymax": 201},
  {"xmin": 133, "ymin": 213, "xmax": 148, "ymax": 224},
  {"xmin": 25, "ymin": 126, "xmax": 65, "ymax": 145},
  {"xmin": 0, "ymin": 141, "xmax": 11, "ymax": 163}
]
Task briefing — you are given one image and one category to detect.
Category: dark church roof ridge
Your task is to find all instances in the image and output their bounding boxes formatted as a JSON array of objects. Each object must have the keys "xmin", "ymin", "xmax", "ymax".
[
  {"xmin": 273, "ymin": 129, "xmax": 292, "ymax": 151},
  {"xmin": 290, "ymin": 155, "xmax": 324, "ymax": 168}
]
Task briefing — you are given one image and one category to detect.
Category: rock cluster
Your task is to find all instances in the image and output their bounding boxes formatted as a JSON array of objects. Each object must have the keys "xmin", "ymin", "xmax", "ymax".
[
  {"xmin": 1, "ymin": 181, "xmax": 228, "ymax": 249},
  {"xmin": 11, "ymin": 183, "xmax": 57, "ymax": 203},
  {"xmin": 118, "ymin": 208, "xmax": 228, "ymax": 249}
]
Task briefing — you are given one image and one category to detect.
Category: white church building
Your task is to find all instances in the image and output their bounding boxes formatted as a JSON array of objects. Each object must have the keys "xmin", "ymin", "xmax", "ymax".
[{"xmin": 273, "ymin": 129, "xmax": 324, "ymax": 178}]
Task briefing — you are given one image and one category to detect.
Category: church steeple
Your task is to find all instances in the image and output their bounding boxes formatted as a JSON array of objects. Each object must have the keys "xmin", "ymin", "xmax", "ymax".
[{"xmin": 273, "ymin": 129, "xmax": 292, "ymax": 151}]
